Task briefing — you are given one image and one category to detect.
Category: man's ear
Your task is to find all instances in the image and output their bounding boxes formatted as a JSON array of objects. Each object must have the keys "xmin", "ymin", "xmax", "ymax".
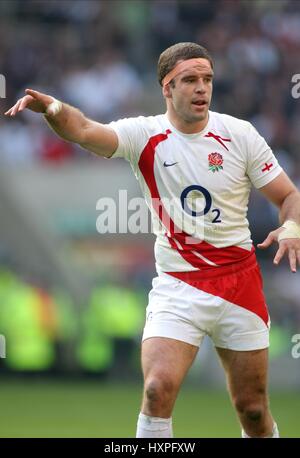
[{"xmin": 162, "ymin": 83, "xmax": 172, "ymax": 99}]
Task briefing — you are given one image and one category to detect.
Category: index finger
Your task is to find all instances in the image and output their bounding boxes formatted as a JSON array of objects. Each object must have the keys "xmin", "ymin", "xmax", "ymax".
[
  {"xmin": 273, "ymin": 245, "xmax": 286, "ymax": 265},
  {"xmin": 5, "ymin": 99, "xmax": 22, "ymax": 116},
  {"xmin": 4, "ymin": 107, "xmax": 13, "ymax": 115},
  {"xmin": 19, "ymin": 95, "xmax": 33, "ymax": 111},
  {"xmin": 4, "ymin": 100, "xmax": 19, "ymax": 115}
]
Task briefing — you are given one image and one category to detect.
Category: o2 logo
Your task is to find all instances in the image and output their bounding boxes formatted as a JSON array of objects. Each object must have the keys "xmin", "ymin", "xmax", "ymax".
[{"xmin": 180, "ymin": 185, "xmax": 221, "ymax": 223}]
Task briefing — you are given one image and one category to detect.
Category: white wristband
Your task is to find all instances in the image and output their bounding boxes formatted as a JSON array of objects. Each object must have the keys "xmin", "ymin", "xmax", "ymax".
[
  {"xmin": 44, "ymin": 97, "xmax": 63, "ymax": 117},
  {"xmin": 278, "ymin": 220, "xmax": 300, "ymax": 242}
]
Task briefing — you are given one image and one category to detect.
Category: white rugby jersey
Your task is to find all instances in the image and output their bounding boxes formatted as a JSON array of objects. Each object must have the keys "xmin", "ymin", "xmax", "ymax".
[{"xmin": 108, "ymin": 111, "xmax": 282, "ymax": 273}]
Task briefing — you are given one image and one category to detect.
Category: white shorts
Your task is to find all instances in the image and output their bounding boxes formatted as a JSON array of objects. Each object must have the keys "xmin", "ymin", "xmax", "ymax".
[{"xmin": 142, "ymin": 254, "xmax": 270, "ymax": 351}]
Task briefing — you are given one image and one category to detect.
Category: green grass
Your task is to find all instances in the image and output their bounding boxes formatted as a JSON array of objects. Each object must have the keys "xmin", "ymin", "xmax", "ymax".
[{"xmin": 0, "ymin": 379, "xmax": 299, "ymax": 437}]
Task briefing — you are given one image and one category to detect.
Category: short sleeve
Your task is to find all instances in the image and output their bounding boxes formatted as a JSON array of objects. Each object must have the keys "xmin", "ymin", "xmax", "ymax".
[
  {"xmin": 107, "ymin": 117, "xmax": 148, "ymax": 174},
  {"xmin": 246, "ymin": 123, "xmax": 282, "ymax": 189}
]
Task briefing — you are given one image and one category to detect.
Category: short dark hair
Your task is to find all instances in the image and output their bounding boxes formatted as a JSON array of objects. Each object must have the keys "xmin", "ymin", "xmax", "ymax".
[{"xmin": 157, "ymin": 42, "xmax": 213, "ymax": 86}]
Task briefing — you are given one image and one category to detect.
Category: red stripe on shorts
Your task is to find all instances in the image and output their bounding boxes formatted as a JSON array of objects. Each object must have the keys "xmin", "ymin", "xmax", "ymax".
[{"xmin": 166, "ymin": 252, "xmax": 269, "ymax": 325}]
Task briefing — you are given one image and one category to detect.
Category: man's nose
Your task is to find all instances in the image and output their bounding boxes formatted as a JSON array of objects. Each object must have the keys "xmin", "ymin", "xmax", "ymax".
[{"xmin": 195, "ymin": 81, "xmax": 206, "ymax": 93}]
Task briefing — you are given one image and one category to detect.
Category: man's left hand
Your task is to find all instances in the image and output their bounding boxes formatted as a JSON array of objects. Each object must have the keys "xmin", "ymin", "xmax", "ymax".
[{"xmin": 257, "ymin": 227, "xmax": 300, "ymax": 273}]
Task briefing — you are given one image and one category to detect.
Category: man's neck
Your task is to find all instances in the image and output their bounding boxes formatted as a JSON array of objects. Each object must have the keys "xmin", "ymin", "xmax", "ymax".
[{"xmin": 166, "ymin": 111, "xmax": 209, "ymax": 134}]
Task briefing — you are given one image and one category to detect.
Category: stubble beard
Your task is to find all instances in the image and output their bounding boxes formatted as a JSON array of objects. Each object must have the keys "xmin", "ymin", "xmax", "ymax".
[{"xmin": 182, "ymin": 107, "xmax": 208, "ymax": 124}]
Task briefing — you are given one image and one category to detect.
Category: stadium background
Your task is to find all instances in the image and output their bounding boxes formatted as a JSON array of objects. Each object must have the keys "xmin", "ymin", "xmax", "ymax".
[{"xmin": 0, "ymin": 0, "xmax": 299, "ymax": 437}]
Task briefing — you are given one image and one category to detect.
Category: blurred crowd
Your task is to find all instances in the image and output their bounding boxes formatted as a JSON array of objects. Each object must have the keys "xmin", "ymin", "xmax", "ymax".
[
  {"xmin": 0, "ymin": 265, "xmax": 145, "ymax": 374},
  {"xmin": 0, "ymin": 0, "xmax": 299, "ymax": 173},
  {"xmin": 0, "ymin": 260, "xmax": 298, "ymax": 374}
]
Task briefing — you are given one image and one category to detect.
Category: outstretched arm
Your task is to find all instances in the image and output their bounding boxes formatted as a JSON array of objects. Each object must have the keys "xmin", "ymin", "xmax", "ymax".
[
  {"xmin": 257, "ymin": 171, "xmax": 300, "ymax": 272},
  {"xmin": 4, "ymin": 89, "xmax": 118, "ymax": 158}
]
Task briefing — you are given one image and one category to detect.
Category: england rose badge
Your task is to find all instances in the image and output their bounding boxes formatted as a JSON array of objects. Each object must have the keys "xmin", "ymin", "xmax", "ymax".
[{"xmin": 208, "ymin": 152, "xmax": 223, "ymax": 172}]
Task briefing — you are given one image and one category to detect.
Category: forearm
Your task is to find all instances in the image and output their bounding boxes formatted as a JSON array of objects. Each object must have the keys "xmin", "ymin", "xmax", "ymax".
[
  {"xmin": 43, "ymin": 103, "xmax": 89, "ymax": 144},
  {"xmin": 279, "ymin": 190, "xmax": 300, "ymax": 225},
  {"xmin": 5, "ymin": 88, "xmax": 118, "ymax": 157}
]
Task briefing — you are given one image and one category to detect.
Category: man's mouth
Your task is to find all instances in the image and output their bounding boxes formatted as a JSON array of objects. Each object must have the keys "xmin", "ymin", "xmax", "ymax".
[{"xmin": 192, "ymin": 100, "xmax": 207, "ymax": 107}]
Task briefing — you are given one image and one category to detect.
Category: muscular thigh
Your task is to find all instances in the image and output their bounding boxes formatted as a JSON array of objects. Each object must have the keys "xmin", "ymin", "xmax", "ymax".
[
  {"xmin": 216, "ymin": 347, "xmax": 269, "ymax": 399},
  {"xmin": 142, "ymin": 337, "xmax": 198, "ymax": 387}
]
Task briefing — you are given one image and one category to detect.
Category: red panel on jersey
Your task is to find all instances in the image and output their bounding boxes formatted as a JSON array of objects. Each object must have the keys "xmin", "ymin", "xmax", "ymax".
[{"xmin": 138, "ymin": 130, "xmax": 254, "ymax": 270}]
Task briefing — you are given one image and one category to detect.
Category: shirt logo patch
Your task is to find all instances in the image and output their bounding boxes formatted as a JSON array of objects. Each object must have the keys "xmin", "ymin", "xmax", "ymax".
[
  {"xmin": 208, "ymin": 152, "xmax": 223, "ymax": 173},
  {"xmin": 262, "ymin": 162, "xmax": 273, "ymax": 172},
  {"xmin": 163, "ymin": 161, "xmax": 178, "ymax": 167}
]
